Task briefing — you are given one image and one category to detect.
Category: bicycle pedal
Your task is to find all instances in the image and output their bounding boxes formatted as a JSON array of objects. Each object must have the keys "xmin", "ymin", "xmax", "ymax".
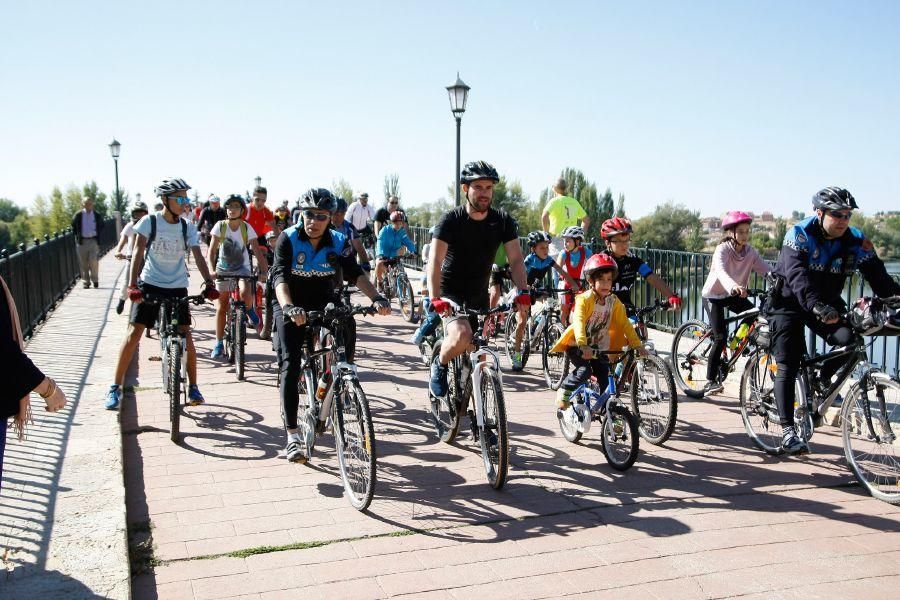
[{"xmin": 148, "ymin": 356, "xmax": 162, "ymax": 362}]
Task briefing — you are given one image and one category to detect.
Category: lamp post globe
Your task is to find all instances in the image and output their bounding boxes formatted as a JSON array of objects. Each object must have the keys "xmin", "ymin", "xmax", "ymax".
[
  {"xmin": 445, "ymin": 74, "xmax": 470, "ymax": 206},
  {"xmin": 108, "ymin": 138, "xmax": 122, "ymax": 215}
]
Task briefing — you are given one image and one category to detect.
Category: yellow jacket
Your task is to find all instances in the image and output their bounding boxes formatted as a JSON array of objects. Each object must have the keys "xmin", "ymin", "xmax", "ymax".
[{"xmin": 549, "ymin": 290, "xmax": 641, "ymax": 355}]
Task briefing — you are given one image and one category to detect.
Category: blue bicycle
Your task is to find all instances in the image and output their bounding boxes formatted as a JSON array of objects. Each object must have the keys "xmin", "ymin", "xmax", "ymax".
[{"xmin": 556, "ymin": 348, "xmax": 641, "ymax": 471}]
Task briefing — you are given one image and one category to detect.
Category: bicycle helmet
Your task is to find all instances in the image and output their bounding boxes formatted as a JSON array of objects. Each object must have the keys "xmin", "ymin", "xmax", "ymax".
[
  {"xmin": 335, "ymin": 198, "xmax": 348, "ymax": 212},
  {"xmin": 582, "ymin": 252, "xmax": 618, "ymax": 281},
  {"xmin": 460, "ymin": 160, "xmax": 500, "ymax": 184},
  {"xmin": 812, "ymin": 187, "xmax": 857, "ymax": 211},
  {"xmin": 600, "ymin": 217, "xmax": 633, "ymax": 241},
  {"xmin": 131, "ymin": 201, "xmax": 149, "ymax": 215},
  {"xmin": 208, "ymin": 194, "xmax": 221, "ymax": 204},
  {"xmin": 389, "ymin": 210, "xmax": 405, "ymax": 222},
  {"xmin": 428, "ymin": 226, "xmax": 437, "ymax": 236},
  {"xmin": 153, "ymin": 177, "xmax": 191, "ymax": 198},
  {"xmin": 721, "ymin": 210, "xmax": 753, "ymax": 230},
  {"xmin": 561, "ymin": 225, "xmax": 585, "ymax": 240},
  {"xmin": 526, "ymin": 230, "xmax": 552, "ymax": 248},
  {"xmin": 299, "ymin": 188, "xmax": 338, "ymax": 213}
]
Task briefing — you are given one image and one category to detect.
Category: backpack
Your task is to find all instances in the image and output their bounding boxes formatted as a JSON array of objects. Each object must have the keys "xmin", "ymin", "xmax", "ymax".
[
  {"xmin": 146, "ymin": 214, "xmax": 188, "ymax": 252},
  {"xmin": 218, "ymin": 219, "xmax": 249, "ymax": 247}
]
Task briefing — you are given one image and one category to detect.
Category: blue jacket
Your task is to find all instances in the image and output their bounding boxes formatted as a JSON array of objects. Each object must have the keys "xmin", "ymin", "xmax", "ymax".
[
  {"xmin": 376, "ymin": 226, "xmax": 416, "ymax": 258},
  {"xmin": 772, "ymin": 216, "xmax": 898, "ymax": 312}
]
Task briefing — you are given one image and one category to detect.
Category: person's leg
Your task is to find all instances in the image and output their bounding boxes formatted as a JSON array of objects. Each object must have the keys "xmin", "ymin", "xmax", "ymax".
[
  {"xmin": 184, "ymin": 327, "xmax": 198, "ymax": 386},
  {"xmin": 119, "ymin": 258, "xmax": 131, "ymax": 301},
  {"xmin": 814, "ymin": 321, "xmax": 856, "ymax": 383},
  {"xmin": 514, "ymin": 304, "xmax": 528, "ymax": 352},
  {"xmin": 0, "ymin": 419, "xmax": 7, "ymax": 495},
  {"xmin": 704, "ymin": 298, "xmax": 728, "ymax": 382},
  {"xmin": 275, "ymin": 304, "xmax": 304, "ymax": 434},
  {"xmin": 344, "ymin": 317, "xmax": 357, "ymax": 363},
  {"xmin": 557, "ymin": 347, "xmax": 590, "ymax": 407},
  {"xmin": 88, "ymin": 239, "xmax": 100, "ymax": 286},
  {"xmin": 113, "ymin": 323, "xmax": 146, "ymax": 385},
  {"xmin": 431, "ymin": 317, "xmax": 472, "ymax": 397},
  {"xmin": 78, "ymin": 243, "xmax": 90, "ymax": 286}
]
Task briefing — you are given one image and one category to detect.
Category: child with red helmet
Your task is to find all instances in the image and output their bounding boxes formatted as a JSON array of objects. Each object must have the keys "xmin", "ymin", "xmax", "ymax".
[
  {"xmin": 698, "ymin": 210, "xmax": 772, "ymax": 396},
  {"xmin": 548, "ymin": 253, "xmax": 646, "ymax": 408},
  {"xmin": 601, "ymin": 217, "xmax": 681, "ymax": 312}
]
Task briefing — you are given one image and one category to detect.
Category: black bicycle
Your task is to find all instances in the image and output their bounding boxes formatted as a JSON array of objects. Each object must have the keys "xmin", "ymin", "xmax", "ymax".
[
  {"xmin": 218, "ymin": 275, "xmax": 256, "ymax": 381},
  {"xmin": 501, "ymin": 287, "xmax": 566, "ymax": 377},
  {"xmin": 377, "ymin": 256, "xmax": 417, "ymax": 323},
  {"xmin": 296, "ymin": 303, "xmax": 379, "ymax": 510},
  {"xmin": 740, "ymin": 296, "xmax": 900, "ymax": 503},
  {"xmin": 146, "ymin": 292, "xmax": 207, "ymax": 443}
]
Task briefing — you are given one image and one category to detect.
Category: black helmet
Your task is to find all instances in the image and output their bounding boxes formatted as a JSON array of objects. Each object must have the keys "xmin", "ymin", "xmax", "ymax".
[
  {"xmin": 812, "ymin": 187, "xmax": 858, "ymax": 211},
  {"xmin": 526, "ymin": 230, "xmax": 552, "ymax": 247},
  {"xmin": 460, "ymin": 160, "xmax": 500, "ymax": 184},
  {"xmin": 224, "ymin": 194, "xmax": 246, "ymax": 209},
  {"xmin": 299, "ymin": 188, "xmax": 338, "ymax": 213},
  {"xmin": 335, "ymin": 197, "xmax": 348, "ymax": 212}
]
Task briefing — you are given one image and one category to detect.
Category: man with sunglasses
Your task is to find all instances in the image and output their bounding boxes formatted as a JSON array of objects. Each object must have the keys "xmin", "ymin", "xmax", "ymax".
[
  {"xmin": 768, "ymin": 187, "xmax": 900, "ymax": 455},
  {"xmin": 103, "ymin": 177, "xmax": 219, "ymax": 411},
  {"xmin": 271, "ymin": 188, "xmax": 390, "ymax": 463},
  {"xmin": 374, "ymin": 195, "xmax": 407, "ymax": 238}
]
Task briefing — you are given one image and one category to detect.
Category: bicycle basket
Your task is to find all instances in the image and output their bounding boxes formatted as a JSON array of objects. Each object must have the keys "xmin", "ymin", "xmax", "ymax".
[
  {"xmin": 750, "ymin": 317, "xmax": 771, "ymax": 349},
  {"xmin": 849, "ymin": 297, "xmax": 900, "ymax": 336}
]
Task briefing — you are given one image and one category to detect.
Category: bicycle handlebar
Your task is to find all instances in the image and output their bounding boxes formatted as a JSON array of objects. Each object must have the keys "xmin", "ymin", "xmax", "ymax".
[
  {"xmin": 142, "ymin": 293, "xmax": 207, "ymax": 307},
  {"xmin": 305, "ymin": 303, "xmax": 378, "ymax": 325}
]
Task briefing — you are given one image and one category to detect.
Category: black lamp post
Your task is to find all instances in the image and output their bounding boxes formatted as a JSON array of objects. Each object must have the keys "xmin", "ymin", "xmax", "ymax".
[
  {"xmin": 254, "ymin": 175, "xmax": 262, "ymax": 190},
  {"xmin": 109, "ymin": 138, "xmax": 122, "ymax": 213},
  {"xmin": 446, "ymin": 74, "xmax": 470, "ymax": 206}
]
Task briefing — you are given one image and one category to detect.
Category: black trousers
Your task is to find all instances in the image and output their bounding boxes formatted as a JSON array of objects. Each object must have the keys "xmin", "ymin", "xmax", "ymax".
[
  {"xmin": 561, "ymin": 347, "xmax": 610, "ymax": 391},
  {"xmin": 703, "ymin": 296, "xmax": 754, "ymax": 381},
  {"xmin": 768, "ymin": 311, "xmax": 854, "ymax": 426}
]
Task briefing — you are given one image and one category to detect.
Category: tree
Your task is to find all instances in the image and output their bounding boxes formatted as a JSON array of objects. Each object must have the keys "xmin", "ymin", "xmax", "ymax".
[
  {"xmin": 791, "ymin": 210, "xmax": 805, "ymax": 221},
  {"xmin": 0, "ymin": 198, "xmax": 24, "ymax": 223},
  {"xmin": 31, "ymin": 195, "xmax": 50, "ymax": 237},
  {"xmin": 8, "ymin": 213, "xmax": 33, "ymax": 248},
  {"xmin": 631, "ymin": 201, "xmax": 701, "ymax": 251},
  {"xmin": 48, "ymin": 186, "xmax": 67, "ymax": 233},
  {"xmin": 598, "ymin": 188, "xmax": 615, "ymax": 224},
  {"xmin": 774, "ymin": 218, "xmax": 787, "ymax": 246},
  {"xmin": 685, "ymin": 222, "xmax": 706, "ymax": 252},
  {"xmin": 615, "ymin": 194, "xmax": 626, "ymax": 218},
  {"xmin": 83, "ymin": 180, "xmax": 111, "ymax": 217},
  {"xmin": 383, "ymin": 173, "xmax": 400, "ymax": 202},
  {"xmin": 332, "ymin": 178, "xmax": 353, "ymax": 202},
  {"xmin": 64, "ymin": 185, "xmax": 83, "ymax": 217},
  {"xmin": 405, "ymin": 197, "xmax": 453, "ymax": 228}
]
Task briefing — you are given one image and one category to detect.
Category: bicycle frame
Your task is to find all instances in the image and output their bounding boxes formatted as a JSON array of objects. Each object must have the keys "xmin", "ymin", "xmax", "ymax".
[{"xmin": 798, "ymin": 342, "xmax": 866, "ymax": 419}]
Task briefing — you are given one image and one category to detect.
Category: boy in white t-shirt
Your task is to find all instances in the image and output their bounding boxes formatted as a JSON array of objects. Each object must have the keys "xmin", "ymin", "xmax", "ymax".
[
  {"xmin": 207, "ymin": 194, "xmax": 269, "ymax": 359},
  {"xmin": 114, "ymin": 201, "xmax": 149, "ymax": 314}
]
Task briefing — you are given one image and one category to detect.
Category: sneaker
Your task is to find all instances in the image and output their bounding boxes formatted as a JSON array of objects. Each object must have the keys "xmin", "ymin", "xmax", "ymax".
[
  {"xmin": 409, "ymin": 330, "xmax": 424, "ymax": 346},
  {"xmin": 247, "ymin": 309, "xmax": 260, "ymax": 328},
  {"xmin": 105, "ymin": 385, "xmax": 122, "ymax": 411},
  {"xmin": 116, "ymin": 299, "xmax": 125, "ymax": 315},
  {"xmin": 285, "ymin": 439, "xmax": 307, "ymax": 463},
  {"xmin": 429, "ymin": 360, "xmax": 449, "ymax": 398},
  {"xmin": 511, "ymin": 351, "xmax": 523, "ymax": 372},
  {"xmin": 83, "ymin": 281, "xmax": 91, "ymax": 289},
  {"xmin": 210, "ymin": 341, "xmax": 224, "ymax": 359},
  {"xmin": 187, "ymin": 385, "xmax": 205, "ymax": 406},
  {"xmin": 555, "ymin": 388, "xmax": 572, "ymax": 409},
  {"xmin": 781, "ymin": 433, "xmax": 809, "ymax": 456},
  {"xmin": 93, "ymin": 282, "xmax": 99, "ymax": 288},
  {"xmin": 702, "ymin": 380, "xmax": 724, "ymax": 396},
  {"xmin": 259, "ymin": 325, "xmax": 272, "ymax": 341}
]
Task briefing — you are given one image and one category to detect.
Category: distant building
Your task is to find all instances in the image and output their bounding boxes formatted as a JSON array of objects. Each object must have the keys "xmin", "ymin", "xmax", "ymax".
[
  {"xmin": 760, "ymin": 211, "xmax": 774, "ymax": 222},
  {"xmin": 701, "ymin": 216, "xmax": 722, "ymax": 232}
]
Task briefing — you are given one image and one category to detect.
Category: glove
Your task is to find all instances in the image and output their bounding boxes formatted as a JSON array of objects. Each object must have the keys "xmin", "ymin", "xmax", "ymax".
[
  {"xmin": 514, "ymin": 291, "xmax": 532, "ymax": 306},
  {"xmin": 812, "ymin": 302, "xmax": 839, "ymax": 323},
  {"xmin": 668, "ymin": 295, "xmax": 682, "ymax": 310},
  {"xmin": 202, "ymin": 282, "xmax": 220, "ymax": 300},
  {"xmin": 128, "ymin": 286, "xmax": 143, "ymax": 302},
  {"xmin": 430, "ymin": 298, "xmax": 451, "ymax": 314}
]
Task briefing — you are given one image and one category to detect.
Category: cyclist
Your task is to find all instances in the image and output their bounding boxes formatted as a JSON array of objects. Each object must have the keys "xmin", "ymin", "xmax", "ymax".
[
  {"xmin": 428, "ymin": 160, "xmax": 531, "ymax": 398},
  {"xmin": 245, "ymin": 186, "xmax": 275, "ymax": 249},
  {"xmin": 549, "ymin": 253, "xmax": 646, "ymax": 409},
  {"xmin": 768, "ymin": 187, "xmax": 900, "ymax": 455},
  {"xmin": 600, "ymin": 217, "xmax": 682, "ymax": 313},
  {"xmin": 410, "ymin": 226, "xmax": 440, "ymax": 346},
  {"xmin": 373, "ymin": 195, "xmax": 403, "ymax": 238},
  {"xmin": 489, "ymin": 243, "xmax": 512, "ymax": 311},
  {"xmin": 556, "ymin": 225, "xmax": 591, "ymax": 326},
  {"xmin": 331, "ymin": 197, "xmax": 370, "ymax": 269},
  {"xmin": 271, "ymin": 188, "xmax": 390, "ymax": 463},
  {"xmin": 273, "ymin": 202, "xmax": 292, "ymax": 234},
  {"xmin": 114, "ymin": 201, "xmax": 150, "ymax": 315},
  {"xmin": 197, "ymin": 195, "xmax": 225, "ymax": 245},
  {"xmin": 374, "ymin": 210, "xmax": 417, "ymax": 294},
  {"xmin": 509, "ymin": 231, "xmax": 579, "ymax": 371},
  {"xmin": 346, "ymin": 192, "xmax": 375, "ymax": 242},
  {"xmin": 699, "ymin": 210, "xmax": 771, "ymax": 396},
  {"xmin": 207, "ymin": 194, "xmax": 270, "ymax": 358},
  {"xmin": 103, "ymin": 177, "xmax": 219, "ymax": 411}
]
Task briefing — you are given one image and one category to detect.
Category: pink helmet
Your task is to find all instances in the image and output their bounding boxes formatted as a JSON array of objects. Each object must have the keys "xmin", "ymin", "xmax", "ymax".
[{"xmin": 722, "ymin": 210, "xmax": 752, "ymax": 230}]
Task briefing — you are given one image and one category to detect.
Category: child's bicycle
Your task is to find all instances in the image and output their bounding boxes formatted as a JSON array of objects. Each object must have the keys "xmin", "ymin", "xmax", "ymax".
[
  {"xmin": 556, "ymin": 348, "xmax": 641, "ymax": 471},
  {"xmin": 502, "ymin": 286, "xmax": 566, "ymax": 375}
]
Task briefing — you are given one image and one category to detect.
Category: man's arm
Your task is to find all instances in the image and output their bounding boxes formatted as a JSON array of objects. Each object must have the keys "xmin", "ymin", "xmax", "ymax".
[
  {"xmin": 646, "ymin": 273, "xmax": 675, "ymax": 298},
  {"xmin": 552, "ymin": 262, "xmax": 578, "ymax": 289},
  {"xmin": 192, "ymin": 246, "xmax": 214, "ymax": 283},
  {"xmin": 206, "ymin": 235, "xmax": 220, "ymax": 276},
  {"xmin": 130, "ymin": 235, "xmax": 147, "ymax": 287},
  {"xmin": 580, "ymin": 214, "xmax": 590, "ymax": 233},
  {"xmin": 541, "ymin": 210, "xmax": 550, "ymax": 233},
  {"xmin": 427, "ymin": 239, "xmax": 448, "ymax": 299},
  {"xmin": 505, "ymin": 239, "xmax": 529, "ymax": 291}
]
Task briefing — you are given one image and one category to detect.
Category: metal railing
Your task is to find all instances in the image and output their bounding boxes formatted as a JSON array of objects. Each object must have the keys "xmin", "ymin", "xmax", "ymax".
[
  {"xmin": 404, "ymin": 225, "xmax": 899, "ymax": 375},
  {"xmin": 0, "ymin": 226, "xmax": 117, "ymax": 339}
]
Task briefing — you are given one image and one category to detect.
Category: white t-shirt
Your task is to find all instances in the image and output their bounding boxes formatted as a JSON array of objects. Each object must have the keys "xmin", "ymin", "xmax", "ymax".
[
  {"xmin": 346, "ymin": 201, "xmax": 375, "ymax": 230},
  {"xmin": 133, "ymin": 215, "xmax": 199, "ymax": 289},
  {"xmin": 211, "ymin": 220, "xmax": 258, "ymax": 274},
  {"xmin": 120, "ymin": 221, "xmax": 137, "ymax": 257}
]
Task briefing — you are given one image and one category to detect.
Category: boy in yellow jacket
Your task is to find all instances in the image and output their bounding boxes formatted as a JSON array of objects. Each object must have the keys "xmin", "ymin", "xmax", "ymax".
[{"xmin": 549, "ymin": 253, "xmax": 646, "ymax": 408}]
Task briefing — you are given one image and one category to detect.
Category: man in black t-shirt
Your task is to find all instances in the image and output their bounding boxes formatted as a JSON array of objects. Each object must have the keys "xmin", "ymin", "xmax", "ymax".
[
  {"xmin": 427, "ymin": 160, "xmax": 530, "ymax": 398},
  {"xmin": 373, "ymin": 195, "xmax": 403, "ymax": 238}
]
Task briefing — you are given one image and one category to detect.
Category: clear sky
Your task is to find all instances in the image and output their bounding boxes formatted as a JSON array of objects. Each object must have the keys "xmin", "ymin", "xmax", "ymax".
[{"xmin": 1, "ymin": 0, "xmax": 898, "ymax": 218}]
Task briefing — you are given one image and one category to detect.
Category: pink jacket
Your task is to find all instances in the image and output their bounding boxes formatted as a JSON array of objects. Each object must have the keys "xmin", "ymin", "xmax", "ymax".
[{"xmin": 701, "ymin": 241, "xmax": 771, "ymax": 299}]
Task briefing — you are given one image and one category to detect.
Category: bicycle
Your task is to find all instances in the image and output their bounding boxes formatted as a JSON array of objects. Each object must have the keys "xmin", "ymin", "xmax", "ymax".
[
  {"xmin": 427, "ymin": 300, "xmax": 511, "ymax": 489},
  {"xmin": 739, "ymin": 296, "xmax": 900, "ymax": 503},
  {"xmin": 500, "ymin": 286, "xmax": 566, "ymax": 380},
  {"xmin": 295, "ymin": 302, "xmax": 379, "ymax": 511},
  {"xmin": 218, "ymin": 275, "xmax": 256, "ymax": 381},
  {"xmin": 146, "ymin": 292, "xmax": 207, "ymax": 443},
  {"xmin": 555, "ymin": 348, "xmax": 641, "ymax": 471},
  {"xmin": 376, "ymin": 256, "xmax": 417, "ymax": 323},
  {"xmin": 670, "ymin": 289, "xmax": 767, "ymax": 396}
]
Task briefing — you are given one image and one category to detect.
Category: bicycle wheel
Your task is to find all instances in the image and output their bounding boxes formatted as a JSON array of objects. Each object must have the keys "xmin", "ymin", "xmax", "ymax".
[
  {"xmin": 542, "ymin": 321, "xmax": 569, "ymax": 390},
  {"xmin": 841, "ymin": 374, "xmax": 900, "ymax": 504},
  {"xmin": 168, "ymin": 340, "xmax": 182, "ymax": 443},
  {"xmin": 671, "ymin": 319, "xmax": 713, "ymax": 393},
  {"xmin": 397, "ymin": 275, "xmax": 416, "ymax": 323},
  {"xmin": 429, "ymin": 344, "xmax": 461, "ymax": 443},
  {"xmin": 630, "ymin": 354, "xmax": 679, "ymax": 445},
  {"xmin": 479, "ymin": 368, "xmax": 509, "ymax": 489},
  {"xmin": 225, "ymin": 310, "xmax": 235, "ymax": 364},
  {"xmin": 556, "ymin": 398, "xmax": 583, "ymax": 443},
  {"xmin": 503, "ymin": 312, "xmax": 528, "ymax": 370},
  {"xmin": 739, "ymin": 351, "xmax": 784, "ymax": 455},
  {"xmin": 600, "ymin": 403, "xmax": 639, "ymax": 471},
  {"xmin": 234, "ymin": 305, "xmax": 246, "ymax": 381},
  {"xmin": 334, "ymin": 378, "xmax": 377, "ymax": 511},
  {"xmin": 296, "ymin": 366, "xmax": 318, "ymax": 456}
]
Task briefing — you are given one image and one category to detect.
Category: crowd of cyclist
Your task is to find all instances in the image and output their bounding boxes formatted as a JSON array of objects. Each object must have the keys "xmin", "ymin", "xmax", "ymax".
[{"xmin": 103, "ymin": 164, "xmax": 900, "ymax": 463}]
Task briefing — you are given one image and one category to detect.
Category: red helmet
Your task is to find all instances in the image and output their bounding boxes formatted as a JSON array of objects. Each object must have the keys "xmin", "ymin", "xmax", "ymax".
[
  {"xmin": 601, "ymin": 217, "xmax": 633, "ymax": 241},
  {"xmin": 389, "ymin": 210, "xmax": 405, "ymax": 222},
  {"xmin": 722, "ymin": 210, "xmax": 753, "ymax": 230},
  {"xmin": 582, "ymin": 252, "xmax": 618, "ymax": 281}
]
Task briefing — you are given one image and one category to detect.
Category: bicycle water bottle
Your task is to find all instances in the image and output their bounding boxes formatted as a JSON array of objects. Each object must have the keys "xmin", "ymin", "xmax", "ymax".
[
  {"xmin": 614, "ymin": 361, "xmax": 624, "ymax": 379},
  {"xmin": 316, "ymin": 372, "xmax": 333, "ymax": 401},
  {"xmin": 730, "ymin": 323, "xmax": 750, "ymax": 350}
]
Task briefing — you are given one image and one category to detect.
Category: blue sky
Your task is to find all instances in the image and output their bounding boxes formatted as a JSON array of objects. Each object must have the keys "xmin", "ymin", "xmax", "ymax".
[{"xmin": 1, "ymin": 1, "xmax": 898, "ymax": 218}]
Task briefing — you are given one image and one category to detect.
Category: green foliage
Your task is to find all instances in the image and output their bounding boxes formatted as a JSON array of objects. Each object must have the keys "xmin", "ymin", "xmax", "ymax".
[
  {"xmin": 685, "ymin": 222, "xmax": 706, "ymax": 252},
  {"xmin": 83, "ymin": 180, "xmax": 111, "ymax": 217},
  {"xmin": 632, "ymin": 201, "xmax": 701, "ymax": 251},
  {"xmin": 383, "ymin": 173, "xmax": 400, "ymax": 201},
  {"xmin": 791, "ymin": 210, "xmax": 806, "ymax": 221},
  {"xmin": 0, "ymin": 198, "xmax": 24, "ymax": 222},
  {"xmin": 615, "ymin": 194, "xmax": 626, "ymax": 218},
  {"xmin": 332, "ymin": 178, "xmax": 353, "ymax": 203},
  {"xmin": 598, "ymin": 188, "xmax": 614, "ymax": 224},
  {"xmin": 404, "ymin": 197, "xmax": 453, "ymax": 228},
  {"xmin": 774, "ymin": 218, "xmax": 787, "ymax": 246},
  {"xmin": 48, "ymin": 186, "xmax": 67, "ymax": 234}
]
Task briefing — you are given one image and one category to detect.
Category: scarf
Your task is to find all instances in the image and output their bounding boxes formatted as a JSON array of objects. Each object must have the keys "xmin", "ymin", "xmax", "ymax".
[{"xmin": 1, "ymin": 275, "xmax": 32, "ymax": 440}]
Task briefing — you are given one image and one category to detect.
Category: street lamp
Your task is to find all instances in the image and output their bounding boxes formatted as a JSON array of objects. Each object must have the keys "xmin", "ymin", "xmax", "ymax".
[
  {"xmin": 108, "ymin": 138, "xmax": 122, "ymax": 213},
  {"xmin": 446, "ymin": 73, "xmax": 470, "ymax": 206},
  {"xmin": 254, "ymin": 175, "xmax": 262, "ymax": 190},
  {"xmin": 135, "ymin": 192, "xmax": 141, "ymax": 207}
]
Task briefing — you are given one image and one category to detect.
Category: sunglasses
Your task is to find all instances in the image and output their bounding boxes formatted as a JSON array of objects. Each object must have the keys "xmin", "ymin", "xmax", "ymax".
[
  {"xmin": 389, "ymin": 202, "xmax": 398, "ymax": 205},
  {"xmin": 303, "ymin": 210, "xmax": 330, "ymax": 222},
  {"xmin": 168, "ymin": 195, "xmax": 191, "ymax": 205},
  {"xmin": 828, "ymin": 210, "xmax": 852, "ymax": 221},
  {"xmin": 610, "ymin": 236, "xmax": 631, "ymax": 243}
]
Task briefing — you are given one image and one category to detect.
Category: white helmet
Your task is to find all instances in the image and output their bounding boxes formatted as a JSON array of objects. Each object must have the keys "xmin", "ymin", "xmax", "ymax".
[
  {"xmin": 561, "ymin": 225, "xmax": 585, "ymax": 240},
  {"xmin": 154, "ymin": 177, "xmax": 191, "ymax": 197}
]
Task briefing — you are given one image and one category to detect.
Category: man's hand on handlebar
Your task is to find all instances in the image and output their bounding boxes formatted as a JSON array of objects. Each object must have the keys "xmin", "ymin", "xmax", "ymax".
[
  {"xmin": 283, "ymin": 304, "xmax": 306, "ymax": 326},
  {"xmin": 731, "ymin": 285, "xmax": 748, "ymax": 298},
  {"xmin": 128, "ymin": 285, "xmax": 143, "ymax": 303},
  {"xmin": 812, "ymin": 302, "xmax": 840, "ymax": 325},
  {"xmin": 373, "ymin": 296, "xmax": 391, "ymax": 316}
]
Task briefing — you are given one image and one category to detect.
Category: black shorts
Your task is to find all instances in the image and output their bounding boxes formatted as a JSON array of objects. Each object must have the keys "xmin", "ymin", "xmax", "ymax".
[
  {"xmin": 490, "ymin": 264, "xmax": 511, "ymax": 287},
  {"xmin": 130, "ymin": 283, "xmax": 190, "ymax": 329},
  {"xmin": 443, "ymin": 291, "xmax": 488, "ymax": 332}
]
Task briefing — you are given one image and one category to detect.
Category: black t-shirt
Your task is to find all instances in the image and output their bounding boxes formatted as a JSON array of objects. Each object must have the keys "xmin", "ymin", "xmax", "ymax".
[
  {"xmin": 434, "ymin": 206, "xmax": 518, "ymax": 308},
  {"xmin": 610, "ymin": 252, "xmax": 653, "ymax": 307},
  {"xmin": 374, "ymin": 207, "xmax": 391, "ymax": 225}
]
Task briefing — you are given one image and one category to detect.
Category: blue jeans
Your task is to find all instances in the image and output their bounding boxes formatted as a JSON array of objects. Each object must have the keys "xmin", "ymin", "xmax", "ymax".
[{"xmin": 415, "ymin": 299, "xmax": 441, "ymax": 338}]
